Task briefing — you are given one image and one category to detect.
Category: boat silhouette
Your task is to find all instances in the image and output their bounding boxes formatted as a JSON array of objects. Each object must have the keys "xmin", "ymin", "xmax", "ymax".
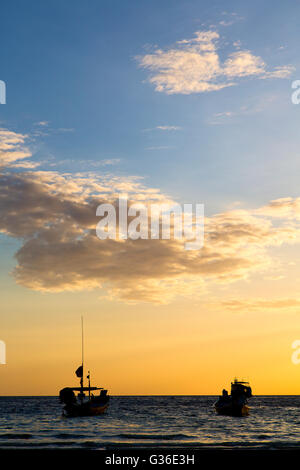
[
  {"xmin": 214, "ymin": 379, "xmax": 252, "ymax": 417},
  {"xmin": 59, "ymin": 318, "xmax": 109, "ymax": 417}
]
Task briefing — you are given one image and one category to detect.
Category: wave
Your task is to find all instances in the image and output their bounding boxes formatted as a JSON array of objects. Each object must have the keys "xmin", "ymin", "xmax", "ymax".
[
  {"xmin": 117, "ymin": 433, "xmax": 194, "ymax": 440},
  {"xmin": 53, "ymin": 433, "xmax": 90, "ymax": 439}
]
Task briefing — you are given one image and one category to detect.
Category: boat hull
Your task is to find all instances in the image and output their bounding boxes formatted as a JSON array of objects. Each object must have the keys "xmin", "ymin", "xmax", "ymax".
[
  {"xmin": 63, "ymin": 400, "xmax": 109, "ymax": 417},
  {"xmin": 215, "ymin": 400, "xmax": 249, "ymax": 417}
]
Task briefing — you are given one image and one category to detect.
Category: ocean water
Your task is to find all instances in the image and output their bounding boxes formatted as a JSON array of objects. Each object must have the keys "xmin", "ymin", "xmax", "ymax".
[{"xmin": 0, "ymin": 396, "xmax": 300, "ymax": 450}]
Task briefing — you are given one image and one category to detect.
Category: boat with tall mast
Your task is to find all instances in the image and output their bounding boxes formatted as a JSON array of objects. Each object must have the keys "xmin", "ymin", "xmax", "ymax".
[{"xmin": 59, "ymin": 317, "xmax": 110, "ymax": 417}]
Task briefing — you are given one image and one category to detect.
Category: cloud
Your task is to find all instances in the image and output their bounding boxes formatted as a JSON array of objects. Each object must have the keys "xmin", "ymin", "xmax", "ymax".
[
  {"xmin": 143, "ymin": 125, "xmax": 182, "ymax": 132},
  {"xmin": 34, "ymin": 121, "xmax": 49, "ymax": 127},
  {"xmin": 1, "ymin": 128, "xmax": 300, "ymax": 303},
  {"xmin": 223, "ymin": 51, "xmax": 265, "ymax": 77},
  {"xmin": 208, "ymin": 111, "xmax": 235, "ymax": 125},
  {"xmin": 212, "ymin": 298, "xmax": 300, "ymax": 312},
  {"xmin": 137, "ymin": 30, "xmax": 294, "ymax": 95},
  {"xmin": 255, "ymin": 197, "xmax": 300, "ymax": 219},
  {"xmin": 219, "ymin": 11, "xmax": 244, "ymax": 27},
  {"xmin": 0, "ymin": 129, "xmax": 35, "ymax": 168},
  {"xmin": 90, "ymin": 158, "xmax": 121, "ymax": 167},
  {"xmin": 10, "ymin": 161, "xmax": 41, "ymax": 169},
  {"xmin": 156, "ymin": 125, "xmax": 182, "ymax": 131},
  {"xmin": 48, "ymin": 158, "xmax": 121, "ymax": 169},
  {"xmin": 32, "ymin": 122, "xmax": 74, "ymax": 138}
]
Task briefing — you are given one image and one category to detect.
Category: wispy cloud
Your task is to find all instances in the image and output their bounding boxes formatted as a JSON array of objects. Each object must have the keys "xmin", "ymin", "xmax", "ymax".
[
  {"xmin": 208, "ymin": 111, "xmax": 235, "ymax": 125},
  {"xmin": 34, "ymin": 121, "xmax": 49, "ymax": 127},
  {"xmin": 208, "ymin": 95, "xmax": 277, "ymax": 124},
  {"xmin": 145, "ymin": 146, "xmax": 174, "ymax": 150},
  {"xmin": 96, "ymin": 158, "xmax": 121, "ymax": 166},
  {"xmin": 143, "ymin": 125, "xmax": 182, "ymax": 132},
  {"xmin": 48, "ymin": 158, "xmax": 121, "ymax": 169},
  {"xmin": 219, "ymin": 11, "xmax": 244, "ymax": 27},
  {"xmin": 32, "ymin": 122, "xmax": 74, "ymax": 137},
  {"xmin": 137, "ymin": 30, "xmax": 294, "ymax": 95},
  {"xmin": 210, "ymin": 298, "xmax": 300, "ymax": 312},
  {"xmin": 156, "ymin": 125, "xmax": 182, "ymax": 131},
  {"xmin": 0, "ymin": 129, "xmax": 36, "ymax": 168}
]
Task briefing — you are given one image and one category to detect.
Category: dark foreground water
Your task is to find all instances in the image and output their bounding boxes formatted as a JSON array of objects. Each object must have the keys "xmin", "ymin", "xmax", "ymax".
[{"xmin": 0, "ymin": 396, "xmax": 300, "ymax": 450}]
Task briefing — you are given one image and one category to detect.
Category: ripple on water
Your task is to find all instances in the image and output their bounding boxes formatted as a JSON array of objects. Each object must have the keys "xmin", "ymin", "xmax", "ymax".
[{"xmin": 0, "ymin": 396, "xmax": 300, "ymax": 449}]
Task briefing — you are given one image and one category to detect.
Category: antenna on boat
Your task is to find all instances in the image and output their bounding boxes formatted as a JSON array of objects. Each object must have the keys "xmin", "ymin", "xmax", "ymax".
[{"xmin": 88, "ymin": 370, "xmax": 91, "ymax": 399}]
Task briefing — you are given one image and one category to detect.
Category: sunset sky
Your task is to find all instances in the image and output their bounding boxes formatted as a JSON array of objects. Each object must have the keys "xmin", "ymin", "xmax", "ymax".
[{"xmin": 1, "ymin": 0, "xmax": 300, "ymax": 395}]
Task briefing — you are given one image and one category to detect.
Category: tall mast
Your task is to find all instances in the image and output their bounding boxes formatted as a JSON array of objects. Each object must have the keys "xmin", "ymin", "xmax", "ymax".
[
  {"xmin": 81, "ymin": 315, "xmax": 84, "ymax": 378},
  {"xmin": 80, "ymin": 315, "xmax": 84, "ymax": 400}
]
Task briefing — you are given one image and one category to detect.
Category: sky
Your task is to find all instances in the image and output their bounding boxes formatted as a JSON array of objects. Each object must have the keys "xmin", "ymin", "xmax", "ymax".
[{"xmin": 1, "ymin": 0, "xmax": 300, "ymax": 395}]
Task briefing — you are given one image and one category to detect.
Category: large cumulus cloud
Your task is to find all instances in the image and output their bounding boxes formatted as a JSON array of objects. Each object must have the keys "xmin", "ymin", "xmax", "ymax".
[{"xmin": 1, "ymin": 128, "xmax": 300, "ymax": 303}]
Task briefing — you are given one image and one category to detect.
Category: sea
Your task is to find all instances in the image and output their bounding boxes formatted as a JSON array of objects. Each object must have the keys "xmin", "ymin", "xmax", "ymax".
[{"xmin": 0, "ymin": 396, "xmax": 300, "ymax": 450}]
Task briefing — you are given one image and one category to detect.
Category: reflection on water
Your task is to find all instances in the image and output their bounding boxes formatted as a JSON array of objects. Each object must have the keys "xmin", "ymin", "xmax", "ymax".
[{"xmin": 0, "ymin": 396, "xmax": 300, "ymax": 449}]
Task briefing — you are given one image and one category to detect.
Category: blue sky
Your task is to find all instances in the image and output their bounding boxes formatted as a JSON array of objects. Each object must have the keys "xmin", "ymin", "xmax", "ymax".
[{"xmin": 1, "ymin": 0, "xmax": 300, "ymax": 214}]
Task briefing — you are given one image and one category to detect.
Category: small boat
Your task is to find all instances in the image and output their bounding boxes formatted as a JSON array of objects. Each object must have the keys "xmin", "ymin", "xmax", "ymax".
[
  {"xmin": 214, "ymin": 378, "xmax": 252, "ymax": 417},
  {"xmin": 59, "ymin": 318, "xmax": 110, "ymax": 417},
  {"xmin": 59, "ymin": 385, "xmax": 109, "ymax": 417}
]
